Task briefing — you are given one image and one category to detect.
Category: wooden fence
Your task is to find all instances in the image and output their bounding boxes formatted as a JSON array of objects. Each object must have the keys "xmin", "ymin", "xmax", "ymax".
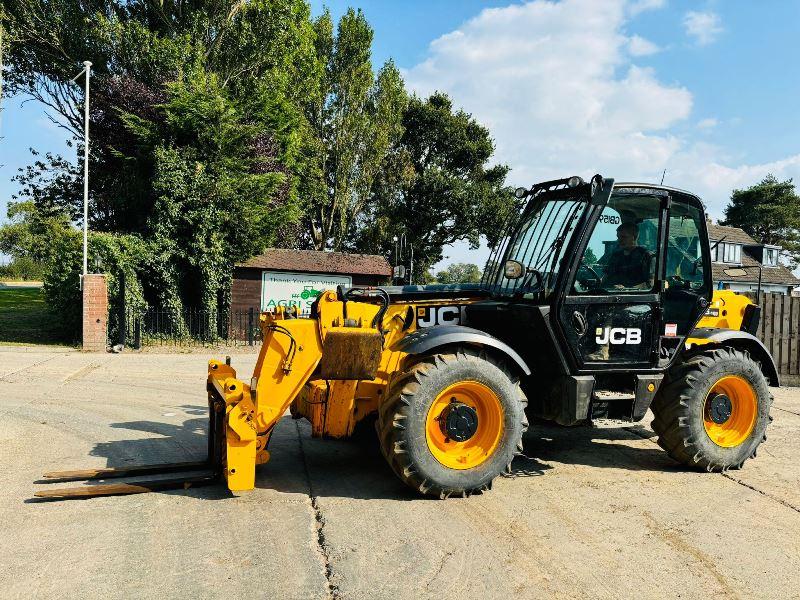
[{"xmin": 750, "ymin": 292, "xmax": 800, "ymax": 385}]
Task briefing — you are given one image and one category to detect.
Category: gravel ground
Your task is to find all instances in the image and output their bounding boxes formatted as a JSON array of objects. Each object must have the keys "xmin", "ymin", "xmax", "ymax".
[{"xmin": 1, "ymin": 348, "xmax": 798, "ymax": 599}]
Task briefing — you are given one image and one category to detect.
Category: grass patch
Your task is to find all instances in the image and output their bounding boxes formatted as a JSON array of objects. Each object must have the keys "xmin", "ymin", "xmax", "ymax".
[{"xmin": 0, "ymin": 287, "xmax": 66, "ymax": 345}]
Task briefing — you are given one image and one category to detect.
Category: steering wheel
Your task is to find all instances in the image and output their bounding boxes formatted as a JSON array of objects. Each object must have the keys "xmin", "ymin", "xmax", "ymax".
[
  {"xmin": 666, "ymin": 274, "xmax": 691, "ymax": 291},
  {"xmin": 575, "ymin": 263, "xmax": 603, "ymax": 292}
]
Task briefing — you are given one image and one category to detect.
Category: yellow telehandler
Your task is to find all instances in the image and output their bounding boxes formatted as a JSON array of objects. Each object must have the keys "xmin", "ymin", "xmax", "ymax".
[{"xmin": 36, "ymin": 176, "xmax": 776, "ymax": 500}]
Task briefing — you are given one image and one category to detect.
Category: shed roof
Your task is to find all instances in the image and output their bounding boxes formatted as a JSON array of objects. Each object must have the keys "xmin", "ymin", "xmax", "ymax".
[{"xmin": 238, "ymin": 248, "xmax": 392, "ymax": 276}]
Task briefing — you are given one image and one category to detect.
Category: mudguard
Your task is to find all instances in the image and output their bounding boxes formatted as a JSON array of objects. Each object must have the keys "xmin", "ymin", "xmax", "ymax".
[
  {"xmin": 687, "ymin": 327, "xmax": 779, "ymax": 386},
  {"xmin": 393, "ymin": 325, "xmax": 531, "ymax": 376}
]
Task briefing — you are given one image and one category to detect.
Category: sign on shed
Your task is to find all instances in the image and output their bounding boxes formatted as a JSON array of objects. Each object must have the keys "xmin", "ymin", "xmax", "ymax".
[{"xmin": 261, "ymin": 271, "xmax": 352, "ymax": 314}]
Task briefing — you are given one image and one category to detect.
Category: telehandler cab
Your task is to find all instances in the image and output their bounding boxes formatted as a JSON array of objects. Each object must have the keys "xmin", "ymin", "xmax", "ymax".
[{"xmin": 36, "ymin": 175, "xmax": 776, "ymax": 500}]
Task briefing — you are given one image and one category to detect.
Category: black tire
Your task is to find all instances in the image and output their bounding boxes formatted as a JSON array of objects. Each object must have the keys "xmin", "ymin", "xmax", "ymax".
[
  {"xmin": 378, "ymin": 348, "xmax": 528, "ymax": 498},
  {"xmin": 651, "ymin": 347, "xmax": 772, "ymax": 471}
]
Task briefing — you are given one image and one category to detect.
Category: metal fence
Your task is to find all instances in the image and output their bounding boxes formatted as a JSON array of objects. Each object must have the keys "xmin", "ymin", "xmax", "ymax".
[{"xmin": 114, "ymin": 307, "xmax": 263, "ymax": 348}]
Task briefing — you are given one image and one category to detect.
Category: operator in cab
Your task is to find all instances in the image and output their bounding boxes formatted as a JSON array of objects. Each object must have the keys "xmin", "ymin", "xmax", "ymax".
[{"xmin": 601, "ymin": 222, "xmax": 654, "ymax": 290}]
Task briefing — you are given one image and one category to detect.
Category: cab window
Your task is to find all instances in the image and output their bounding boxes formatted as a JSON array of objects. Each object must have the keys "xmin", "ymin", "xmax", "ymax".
[
  {"xmin": 573, "ymin": 194, "xmax": 661, "ymax": 294},
  {"xmin": 665, "ymin": 198, "xmax": 707, "ymax": 291}
]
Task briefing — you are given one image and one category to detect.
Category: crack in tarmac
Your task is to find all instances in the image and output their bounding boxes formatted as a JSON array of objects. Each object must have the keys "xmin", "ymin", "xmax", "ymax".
[
  {"xmin": 295, "ymin": 421, "xmax": 339, "ymax": 599},
  {"xmin": 720, "ymin": 472, "xmax": 800, "ymax": 514},
  {"xmin": 0, "ymin": 354, "xmax": 59, "ymax": 381},
  {"xmin": 624, "ymin": 425, "xmax": 800, "ymax": 515},
  {"xmin": 772, "ymin": 405, "xmax": 800, "ymax": 417}
]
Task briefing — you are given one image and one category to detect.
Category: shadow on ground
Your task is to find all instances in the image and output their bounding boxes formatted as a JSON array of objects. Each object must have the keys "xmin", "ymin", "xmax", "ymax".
[
  {"xmin": 43, "ymin": 411, "xmax": 679, "ymax": 502},
  {"xmin": 523, "ymin": 421, "xmax": 679, "ymax": 473}
]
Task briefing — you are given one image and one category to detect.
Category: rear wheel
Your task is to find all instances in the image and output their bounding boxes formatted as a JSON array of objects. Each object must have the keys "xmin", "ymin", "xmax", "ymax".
[
  {"xmin": 651, "ymin": 347, "xmax": 772, "ymax": 471},
  {"xmin": 378, "ymin": 348, "xmax": 528, "ymax": 498}
]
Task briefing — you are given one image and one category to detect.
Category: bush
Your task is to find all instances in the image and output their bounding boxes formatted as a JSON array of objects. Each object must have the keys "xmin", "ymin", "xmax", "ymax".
[{"xmin": 43, "ymin": 230, "xmax": 149, "ymax": 342}]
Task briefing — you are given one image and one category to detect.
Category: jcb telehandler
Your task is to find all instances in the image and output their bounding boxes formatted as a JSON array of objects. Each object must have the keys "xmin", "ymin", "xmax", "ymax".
[{"xmin": 36, "ymin": 175, "xmax": 775, "ymax": 500}]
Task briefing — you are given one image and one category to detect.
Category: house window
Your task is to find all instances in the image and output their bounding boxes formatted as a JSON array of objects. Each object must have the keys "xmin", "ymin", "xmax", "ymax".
[
  {"xmin": 710, "ymin": 240, "xmax": 721, "ymax": 262},
  {"xmin": 721, "ymin": 242, "xmax": 741, "ymax": 264},
  {"xmin": 764, "ymin": 247, "xmax": 779, "ymax": 267},
  {"xmin": 710, "ymin": 241, "xmax": 742, "ymax": 264}
]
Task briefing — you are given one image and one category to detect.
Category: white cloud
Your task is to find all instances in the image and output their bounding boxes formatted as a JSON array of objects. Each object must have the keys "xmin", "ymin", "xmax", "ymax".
[
  {"xmin": 697, "ymin": 117, "xmax": 718, "ymax": 130},
  {"xmin": 628, "ymin": 0, "xmax": 667, "ymax": 16},
  {"xmin": 406, "ymin": 0, "xmax": 691, "ymax": 188},
  {"xmin": 409, "ymin": 1, "xmax": 799, "ymax": 271},
  {"xmin": 628, "ymin": 35, "xmax": 660, "ymax": 56},
  {"xmin": 683, "ymin": 10, "xmax": 723, "ymax": 46},
  {"xmin": 665, "ymin": 150, "xmax": 800, "ymax": 216}
]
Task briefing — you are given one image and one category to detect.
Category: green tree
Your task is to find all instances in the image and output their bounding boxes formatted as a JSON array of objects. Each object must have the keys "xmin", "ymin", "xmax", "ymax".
[
  {"xmin": 352, "ymin": 92, "xmax": 519, "ymax": 273},
  {"xmin": 0, "ymin": 199, "xmax": 72, "ymax": 266},
  {"xmin": 721, "ymin": 174, "xmax": 800, "ymax": 267},
  {"xmin": 435, "ymin": 263, "xmax": 482, "ymax": 284},
  {"xmin": 2, "ymin": 0, "xmax": 318, "ymax": 314},
  {"xmin": 301, "ymin": 8, "xmax": 406, "ymax": 250}
]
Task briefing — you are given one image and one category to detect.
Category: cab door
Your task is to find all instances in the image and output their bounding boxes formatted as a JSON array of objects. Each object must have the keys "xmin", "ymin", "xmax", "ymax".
[
  {"xmin": 658, "ymin": 194, "xmax": 713, "ymax": 364},
  {"xmin": 558, "ymin": 190, "xmax": 666, "ymax": 369}
]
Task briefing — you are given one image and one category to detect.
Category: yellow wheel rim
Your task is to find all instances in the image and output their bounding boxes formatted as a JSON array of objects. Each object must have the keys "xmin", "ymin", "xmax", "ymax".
[
  {"xmin": 425, "ymin": 381, "xmax": 504, "ymax": 470},
  {"xmin": 703, "ymin": 375, "xmax": 758, "ymax": 447}
]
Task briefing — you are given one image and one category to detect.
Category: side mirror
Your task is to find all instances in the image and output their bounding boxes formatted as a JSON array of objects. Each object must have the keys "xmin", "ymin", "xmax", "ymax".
[{"xmin": 504, "ymin": 260, "xmax": 525, "ymax": 280}]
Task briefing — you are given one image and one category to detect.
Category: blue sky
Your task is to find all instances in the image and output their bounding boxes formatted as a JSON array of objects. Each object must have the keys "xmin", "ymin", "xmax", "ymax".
[{"xmin": 2, "ymin": 0, "xmax": 799, "ymax": 270}]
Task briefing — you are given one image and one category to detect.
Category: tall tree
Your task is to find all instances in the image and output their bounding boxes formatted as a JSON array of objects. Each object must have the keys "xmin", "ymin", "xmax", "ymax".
[
  {"xmin": 352, "ymin": 92, "xmax": 519, "ymax": 273},
  {"xmin": 302, "ymin": 8, "xmax": 406, "ymax": 250},
  {"xmin": 721, "ymin": 174, "xmax": 800, "ymax": 267}
]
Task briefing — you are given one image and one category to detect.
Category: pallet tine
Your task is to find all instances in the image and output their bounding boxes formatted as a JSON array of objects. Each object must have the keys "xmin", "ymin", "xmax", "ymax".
[
  {"xmin": 33, "ymin": 472, "xmax": 219, "ymax": 500},
  {"xmin": 41, "ymin": 460, "xmax": 211, "ymax": 483}
]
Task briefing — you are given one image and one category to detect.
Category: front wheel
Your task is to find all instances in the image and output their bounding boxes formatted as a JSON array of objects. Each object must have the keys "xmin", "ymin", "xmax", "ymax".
[
  {"xmin": 651, "ymin": 347, "xmax": 772, "ymax": 471},
  {"xmin": 378, "ymin": 348, "xmax": 528, "ymax": 498}
]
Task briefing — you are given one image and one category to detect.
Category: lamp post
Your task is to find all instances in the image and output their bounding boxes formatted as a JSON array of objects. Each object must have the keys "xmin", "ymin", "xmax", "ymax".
[{"xmin": 71, "ymin": 61, "xmax": 92, "ymax": 279}]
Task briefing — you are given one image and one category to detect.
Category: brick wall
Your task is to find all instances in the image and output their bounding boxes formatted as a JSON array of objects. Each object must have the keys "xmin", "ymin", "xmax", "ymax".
[{"xmin": 82, "ymin": 274, "xmax": 108, "ymax": 352}]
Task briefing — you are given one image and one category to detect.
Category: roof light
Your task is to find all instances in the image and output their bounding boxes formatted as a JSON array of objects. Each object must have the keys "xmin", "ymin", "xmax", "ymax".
[{"xmin": 567, "ymin": 176, "xmax": 584, "ymax": 188}]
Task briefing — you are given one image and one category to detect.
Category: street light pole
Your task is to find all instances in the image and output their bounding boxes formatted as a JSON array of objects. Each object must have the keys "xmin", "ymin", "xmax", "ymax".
[{"xmin": 81, "ymin": 61, "xmax": 92, "ymax": 276}]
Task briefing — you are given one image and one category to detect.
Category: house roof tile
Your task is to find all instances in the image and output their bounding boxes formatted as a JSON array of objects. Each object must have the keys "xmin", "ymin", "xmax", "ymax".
[
  {"xmin": 238, "ymin": 248, "xmax": 392, "ymax": 276},
  {"xmin": 707, "ymin": 223, "xmax": 757, "ymax": 245}
]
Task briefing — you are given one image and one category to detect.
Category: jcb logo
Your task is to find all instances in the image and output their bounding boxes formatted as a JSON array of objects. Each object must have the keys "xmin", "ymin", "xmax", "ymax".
[
  {"xmin": 416, "ymin": 305, "xmax": 467, "ymax": 328},
  {"xmin": 595, "ymin": 327, "xmax": 641, "ymax": 345}
]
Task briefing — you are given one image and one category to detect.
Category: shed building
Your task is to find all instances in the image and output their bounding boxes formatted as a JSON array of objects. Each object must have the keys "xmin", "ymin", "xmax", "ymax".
[{"xmin": 231, "ymin": 248, "xmax": 391, "ymax": 315}]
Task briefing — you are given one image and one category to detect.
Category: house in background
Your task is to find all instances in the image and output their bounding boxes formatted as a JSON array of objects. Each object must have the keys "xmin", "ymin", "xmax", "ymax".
[{"xmin": 707, "ymin": 223, "xmax": 800, "ymax": 295}]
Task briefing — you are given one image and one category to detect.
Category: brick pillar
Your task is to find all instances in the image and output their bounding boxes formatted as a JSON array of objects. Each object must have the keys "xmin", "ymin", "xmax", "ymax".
[{"xmin": 82, "ymin": 274, "xmax": 108, "ymax": 352}]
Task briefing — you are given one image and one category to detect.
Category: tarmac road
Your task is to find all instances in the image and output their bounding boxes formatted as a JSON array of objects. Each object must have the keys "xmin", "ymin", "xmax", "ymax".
[{"xmin": 1, "ymin": 348, "xmax": 798, "ymax": 599}]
